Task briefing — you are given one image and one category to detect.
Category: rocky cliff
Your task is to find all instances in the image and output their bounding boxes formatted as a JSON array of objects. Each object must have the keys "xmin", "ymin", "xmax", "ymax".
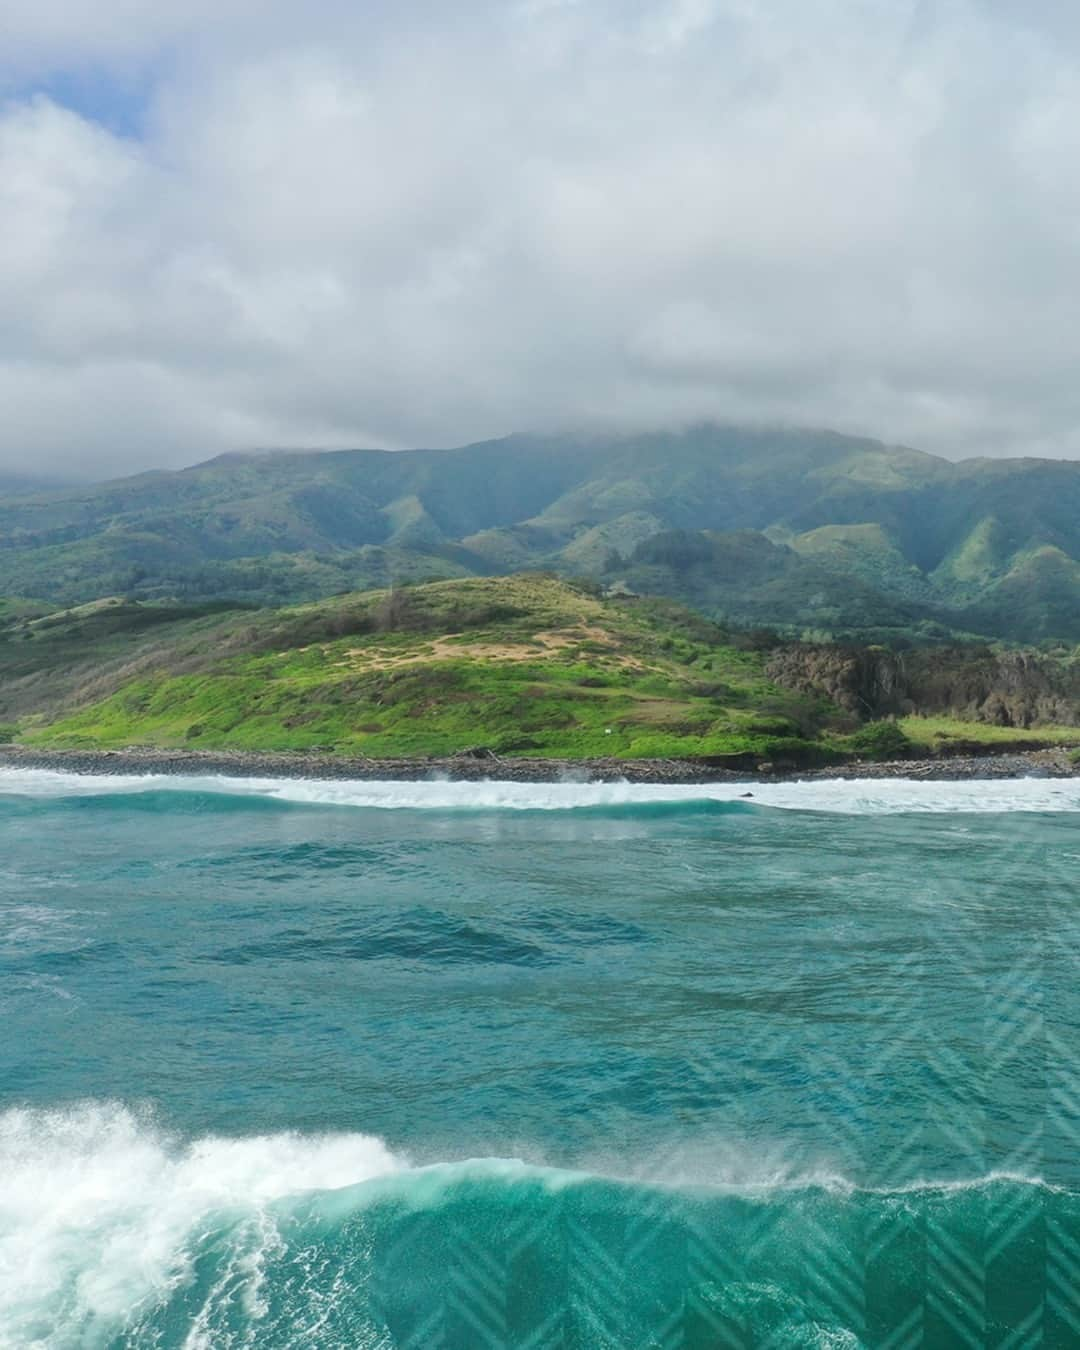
[{"xmin": 766, "ymin": 644, "xmax": 1080, "ymax": 728}]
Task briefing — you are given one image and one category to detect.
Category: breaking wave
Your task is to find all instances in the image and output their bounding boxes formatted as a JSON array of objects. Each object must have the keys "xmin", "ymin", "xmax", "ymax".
[
  {"xmin": 0, "ymin": 1103, "xmax": 1073, "ymax": 1349},
  {"xmin": 1, "ymin": 767, "xmax": 1078, "ymax": 815}
]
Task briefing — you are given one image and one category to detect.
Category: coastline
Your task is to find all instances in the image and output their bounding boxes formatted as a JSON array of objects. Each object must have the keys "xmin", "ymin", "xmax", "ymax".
[{"xmin": 0, "ymin": 743, "xmax": 1076, "ymax": 784}]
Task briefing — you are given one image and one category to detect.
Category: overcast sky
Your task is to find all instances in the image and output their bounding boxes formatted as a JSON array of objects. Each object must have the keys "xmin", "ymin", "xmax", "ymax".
[{"xmin": 3, "ymin": 0, "xmax": 1080, "ymax": 477}]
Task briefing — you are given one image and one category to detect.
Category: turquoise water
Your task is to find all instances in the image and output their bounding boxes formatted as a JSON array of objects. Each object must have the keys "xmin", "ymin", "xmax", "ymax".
[{"xmin": 2, "ymin": 770, "xmax": 1079, "ymax": 1347}]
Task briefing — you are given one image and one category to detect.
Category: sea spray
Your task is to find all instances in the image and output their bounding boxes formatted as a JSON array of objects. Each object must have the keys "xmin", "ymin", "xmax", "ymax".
[{"xmin": 0, "ymin": 1104, "xmax": 403, "ymax": 1348}]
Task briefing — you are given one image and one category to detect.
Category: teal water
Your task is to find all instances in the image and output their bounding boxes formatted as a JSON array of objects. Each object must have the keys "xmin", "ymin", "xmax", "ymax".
[{"xmin": 2, "ymin": 770, "xmax": 1079, "ymax": 1347}]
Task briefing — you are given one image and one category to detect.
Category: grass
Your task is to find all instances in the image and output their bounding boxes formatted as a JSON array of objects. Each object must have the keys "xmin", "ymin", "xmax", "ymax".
[
  {"xmin": 16, "ymin": 576, "xmax": 837, "ymax": 762},
  {"xmin": 899, "ymin": 716, "xmax": 1080, "ymax": 750},
  {"xmin": 33, "ymin": 664, "xmax": 795, "ymax": 759}
]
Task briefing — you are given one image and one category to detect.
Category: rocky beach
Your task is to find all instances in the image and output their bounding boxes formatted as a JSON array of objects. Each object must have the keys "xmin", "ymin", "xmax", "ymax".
[{"xmin": 1, "ymin": 742, "xmax": 1076, "ymax": 784}]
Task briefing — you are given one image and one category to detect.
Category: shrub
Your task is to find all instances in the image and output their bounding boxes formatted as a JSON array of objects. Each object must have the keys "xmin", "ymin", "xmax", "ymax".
[
  {"xmin": 373, "ymin": 588, "xmax": 417, "ymax": 633},
  {"xmin": 0, "ymin": 723, "xmax": 18, "ymax": 743},
  {"xmin": 742, "ymin": 716, "xmax": 799, "ymax": 737},
  {"xmin": 733, "ymin": 628, "xmax": 783, "ymax": 652},
  {"xmin": 845, "ymin": 720, "xmax": 913, "ymax": 760}
]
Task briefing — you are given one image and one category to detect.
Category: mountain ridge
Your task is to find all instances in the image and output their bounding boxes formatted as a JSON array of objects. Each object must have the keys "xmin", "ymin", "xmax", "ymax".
[{"xmin": 2, "ymin": 424, "xmax": 1079, "ymax": 641}]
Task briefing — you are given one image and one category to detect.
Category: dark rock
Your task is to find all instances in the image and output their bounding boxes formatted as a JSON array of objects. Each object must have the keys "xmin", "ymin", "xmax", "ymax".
[{"xmin": 0, "ymin": 744, "xmax": 1076, "ymax": 785}]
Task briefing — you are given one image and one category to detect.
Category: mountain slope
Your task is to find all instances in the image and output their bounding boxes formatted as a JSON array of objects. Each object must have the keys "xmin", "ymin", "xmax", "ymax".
[
  {"xmin": 2, "ymin": 577, "xmax": 1076, "ymax": 761},
  {"xmin": 2, "ymin": 426, "xmax": 1079, "ymax": 639},
  {"xmin": 0, "ymin": 577, "xmax": 843, "ymax": 762}
]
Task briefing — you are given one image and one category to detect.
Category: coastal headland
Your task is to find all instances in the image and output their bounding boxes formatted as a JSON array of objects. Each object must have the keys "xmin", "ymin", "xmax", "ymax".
[{"xmin": 3, "ymin": 576, "xmax": 1078, "ymax": 775}]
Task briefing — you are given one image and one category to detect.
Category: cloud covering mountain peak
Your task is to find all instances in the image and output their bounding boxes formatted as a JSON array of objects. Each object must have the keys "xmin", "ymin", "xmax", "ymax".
[{"xmin": 3, "ymin": 0, "xmax": 1080, "ymax": 475}]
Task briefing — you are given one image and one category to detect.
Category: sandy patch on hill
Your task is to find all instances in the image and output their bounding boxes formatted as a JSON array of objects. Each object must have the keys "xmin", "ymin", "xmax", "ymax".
[{"xmin": 330, "ymin": 626, "xmax": 652, "ymax": 672}]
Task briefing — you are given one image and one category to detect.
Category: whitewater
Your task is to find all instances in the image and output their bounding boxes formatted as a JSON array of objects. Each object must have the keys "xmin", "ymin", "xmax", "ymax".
[
  {"xmin": 3, "ymin": 764, "xmax": 1080, "ymax": 813},
  {"xmin": 2, "ymin": 769, "xmax": 1078, "ymax": 1346}
]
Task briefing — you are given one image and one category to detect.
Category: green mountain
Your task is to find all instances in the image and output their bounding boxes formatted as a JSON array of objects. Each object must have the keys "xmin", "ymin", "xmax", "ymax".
[
  {"xmin": 2, "ymin": 426, "xmax": 1079, "ymax": 640},
  {"xmin": 3, "ymin": 577, "xmax": 1076, "ymax": 763},
  {"xmin": 0, "ymin": 473, "xmax": 80, "ymax": 497}
]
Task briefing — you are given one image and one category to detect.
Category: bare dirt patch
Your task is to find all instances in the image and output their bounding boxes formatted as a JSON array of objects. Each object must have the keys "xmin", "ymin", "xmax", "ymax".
[{"xmin": 331, "ymin": 626, "xmax": 633, "ymax": 672}]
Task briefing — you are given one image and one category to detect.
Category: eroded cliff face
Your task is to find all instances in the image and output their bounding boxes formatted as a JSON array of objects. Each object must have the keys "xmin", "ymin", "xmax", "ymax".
[{"xmin": 766, "ymin": 645, "xmax": 1080, "ymax": 727}]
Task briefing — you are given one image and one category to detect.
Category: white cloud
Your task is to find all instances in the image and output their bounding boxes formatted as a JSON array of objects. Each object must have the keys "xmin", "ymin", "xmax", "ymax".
[{"xmin": 2, "ymin": 0, "xmax": 1080, "ymax": 476}]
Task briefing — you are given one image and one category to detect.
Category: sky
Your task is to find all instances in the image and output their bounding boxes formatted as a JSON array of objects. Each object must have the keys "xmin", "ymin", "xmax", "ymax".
[{"xmin": 3, "ymin": 0, "xmax": 1080, "ymax": 478}]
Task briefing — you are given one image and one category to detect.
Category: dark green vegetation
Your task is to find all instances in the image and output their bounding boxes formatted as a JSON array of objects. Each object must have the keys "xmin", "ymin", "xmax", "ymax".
[
  {"xmin": 2, "ymin": 425, "xmax": 1080, "ymax": 641},
  {"xmin": 2, "ymin": 577, "xmax": 1077, "ymax": 761}
]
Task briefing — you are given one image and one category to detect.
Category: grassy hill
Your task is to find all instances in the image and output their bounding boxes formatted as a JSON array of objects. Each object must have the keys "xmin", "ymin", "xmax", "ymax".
[
  {"xmin": 2, "ymin": 426, "xmax": 1080, "ymax": 641},
  {"xmin": 1, "ymin": 576, "xmax": 1078, "ymax": 764},
  {"xmin": 0, "ymin": 577, "xmax": 840, "ymax": 762}
]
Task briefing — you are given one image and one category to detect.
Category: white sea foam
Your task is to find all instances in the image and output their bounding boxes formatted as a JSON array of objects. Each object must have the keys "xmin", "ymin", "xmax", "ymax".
[
  {"xmin": 0, "ymin": 1103, "xmax": 404, "ymax": 1348},
  {"xmin": 1, "ymin": 766, "xmax": 1079, "ymax": 813}
]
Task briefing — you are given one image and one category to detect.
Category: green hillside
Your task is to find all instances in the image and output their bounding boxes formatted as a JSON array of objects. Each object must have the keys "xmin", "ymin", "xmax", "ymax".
[
  {"xmin": 1, "ymin": 426, "xmax": 1080, "ymax": 640},
  {"xmin": 0, "ymin": 577, "xmax": 842, "ymax": 762},
  {"xmin": 2, "ymin": 576, "xmax": 1077, "ymax": 764}
]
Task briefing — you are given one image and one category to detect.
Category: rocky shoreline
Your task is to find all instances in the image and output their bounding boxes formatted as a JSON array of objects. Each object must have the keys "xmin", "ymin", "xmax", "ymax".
[{"xmin": 0, "ymin": 743, "xmax": 1076, "ymax": 784}]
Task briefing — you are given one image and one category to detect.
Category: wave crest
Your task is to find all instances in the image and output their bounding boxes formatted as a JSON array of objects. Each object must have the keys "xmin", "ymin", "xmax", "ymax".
[
  {"xmin": 1, "ymin": 766, "xmax": 1079, "ymax": 815},
  {"xmin": 1, "ymin": 1103, "xmax": 1075, "ymax": 1348}
]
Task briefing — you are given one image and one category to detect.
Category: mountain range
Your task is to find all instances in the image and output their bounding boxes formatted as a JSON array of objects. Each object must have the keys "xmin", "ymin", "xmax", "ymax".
[{"xmin": 2, "ymin": 425, "xmax": 1079, "ymax": 642}]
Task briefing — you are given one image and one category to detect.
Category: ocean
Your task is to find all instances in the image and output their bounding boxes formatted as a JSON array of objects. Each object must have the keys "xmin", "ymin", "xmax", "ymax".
[{"xmin": 2, "ymin": 768, "xmax": 1079, "ymax": 1347}]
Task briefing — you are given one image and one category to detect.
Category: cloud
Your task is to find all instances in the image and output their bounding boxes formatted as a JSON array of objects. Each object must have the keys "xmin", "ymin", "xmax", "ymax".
[{"xmin": 2, "ymin": 0, "xmax": 1080, "ymax": 476}]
